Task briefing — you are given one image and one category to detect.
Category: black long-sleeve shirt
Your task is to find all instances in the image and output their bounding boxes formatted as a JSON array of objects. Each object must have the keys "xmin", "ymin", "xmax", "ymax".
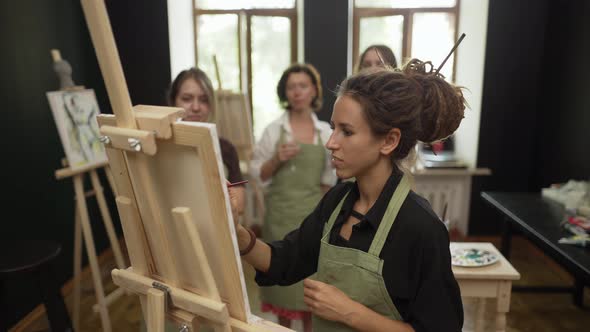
[{"xmin": 255, "ymin": 171, "xmax": 463, "ymax": 332}]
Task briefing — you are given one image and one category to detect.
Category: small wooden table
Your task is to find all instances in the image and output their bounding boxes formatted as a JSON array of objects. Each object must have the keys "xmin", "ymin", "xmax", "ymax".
[{"xmin": 451, "ymin": 242, "xmax": 520, "ymax": 332}]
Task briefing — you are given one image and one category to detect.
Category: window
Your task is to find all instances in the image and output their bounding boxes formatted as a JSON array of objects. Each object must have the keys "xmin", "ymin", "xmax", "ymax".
[
  {"xmin": 353, "ymin": 0, "xmax": 459, "ymax": 80},
  {"xmin": 194, "ymin": 0, "xmax": 298, "ymax": 139}
]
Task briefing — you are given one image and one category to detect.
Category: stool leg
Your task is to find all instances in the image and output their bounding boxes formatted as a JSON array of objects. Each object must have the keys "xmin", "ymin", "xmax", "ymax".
[
  {"xmin": 37, "ymin": 264, "xmax": 73, "ymax": 332},
  {"xmin": 0, "ymin": 279, "xmax": 9, "ymax": 331}
]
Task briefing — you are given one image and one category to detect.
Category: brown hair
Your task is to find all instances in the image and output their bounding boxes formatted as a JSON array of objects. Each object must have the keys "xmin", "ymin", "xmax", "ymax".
[
  {"xmin": 277, "ymin": 63, "xmax": 323, "ymax": 112},
  {"xmin": 357, "ymin": 45, "xmax": 398, "ymax": 72},
  {"xmin": 338, "ymin": 58, "xmax": 466, "ymax": 164},
  {"xmin": 167, "ymin": 67, "xmax": 215, "ymax": 113}
]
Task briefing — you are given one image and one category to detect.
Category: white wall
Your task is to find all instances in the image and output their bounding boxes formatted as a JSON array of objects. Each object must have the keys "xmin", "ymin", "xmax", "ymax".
[
  {"xmin": 168, "ymin": 0, "xmax": 195, "ymax": 81},
  {"xmin": 297, "ymin": 0, "xmax": 305, "ymax": 62},
  {"xmin": 454, "ymin": 0, "xmax": 490, "ymax": 168}
]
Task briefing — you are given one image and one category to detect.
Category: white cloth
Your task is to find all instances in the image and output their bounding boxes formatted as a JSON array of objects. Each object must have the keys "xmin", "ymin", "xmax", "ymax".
[{"xmin": 249, "ymin": 112, "xmax": 337, "ymax": 187}]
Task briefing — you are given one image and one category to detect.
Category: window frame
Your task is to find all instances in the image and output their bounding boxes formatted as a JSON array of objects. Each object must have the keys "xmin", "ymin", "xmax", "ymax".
[
  {"xmin": 353, "ymin": 0, "xmax": 460, "ymax": 79},
  {"xmin": 193, "ymin": 1, "xmax": 298, "ymax": 112}
]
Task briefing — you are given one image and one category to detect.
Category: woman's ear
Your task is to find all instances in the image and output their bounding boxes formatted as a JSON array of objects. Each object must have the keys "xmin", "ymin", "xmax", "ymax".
[{"xmin": 380, "ymin": 128, "xmax": 401, "ymax": 156}]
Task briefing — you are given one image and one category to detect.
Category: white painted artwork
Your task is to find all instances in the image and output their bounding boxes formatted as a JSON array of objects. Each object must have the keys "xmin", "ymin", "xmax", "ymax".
[{"xmin": 46, "ymin": 89, "xmax": 107, "ymax": 170}]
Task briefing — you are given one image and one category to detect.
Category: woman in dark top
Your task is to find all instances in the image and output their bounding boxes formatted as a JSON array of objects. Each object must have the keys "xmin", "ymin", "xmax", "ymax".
[
  {"xmin": 230, "ymin": 58, "xmax": 465, "ymax": 332},
  {"xmin": 169, "ymin": 68, "xmax": 245, "ymax": 214}
]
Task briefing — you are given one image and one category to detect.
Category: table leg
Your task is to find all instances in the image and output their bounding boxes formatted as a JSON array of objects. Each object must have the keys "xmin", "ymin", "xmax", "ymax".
[
  {"xmin": 474, "ymin": 298, "xmax": 486, "ymax": 332},
  {"xmin": 0, "ymin": 279, "xmax": 8, "ymax": 331},
  {"xmin": 495, "ymin": 281, "xmax": 512, "ymax": 332},
  {"xmin": 501, "ymin": 216, "xmax": 512, "ymax": 259},
  {"xmin": 573, "ymin": 279, "xmax": 584, "ymax": 308}
]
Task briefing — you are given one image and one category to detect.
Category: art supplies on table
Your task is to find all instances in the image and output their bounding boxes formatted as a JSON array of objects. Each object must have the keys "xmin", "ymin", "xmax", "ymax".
[
  {"xmin": 542, "ymin": 179, "xmax": 589, "ymax": 210},
  {"xmin": 558, "ymin": 234, "xmax": 590, "ymax": 248},
  {"xmin": 567, "ymin": 215, "xmax": 590, "ymax": 232},
  {"xmin": 561, "ymin": 211, "xmax": 590, "ymax": 236}
]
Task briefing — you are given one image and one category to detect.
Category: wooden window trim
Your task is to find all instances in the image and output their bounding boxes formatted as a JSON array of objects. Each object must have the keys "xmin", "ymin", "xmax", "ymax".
[
  {"xmin": 352, "ymin": 1, "xmax": 460, "ymax": 80},
  {"xmin": 193, "ymin": 1, "xmax": 298, "ymax": 112}
]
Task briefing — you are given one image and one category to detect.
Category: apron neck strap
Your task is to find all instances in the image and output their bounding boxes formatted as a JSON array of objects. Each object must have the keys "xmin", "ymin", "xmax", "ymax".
[
  {"xmin": 323, "ymin": 191, "xmax": 350, "ymax": 237},
  {"xmin": 368, "ymin": 174, "xmax": 410, "ymax": 256},
  {"xmin": 322, "ymin": 174, "xmax": 410, "ymax": 256},
  {"xmin": 279, "ymin": 126, "xmax": 287, "ymax": 144}
]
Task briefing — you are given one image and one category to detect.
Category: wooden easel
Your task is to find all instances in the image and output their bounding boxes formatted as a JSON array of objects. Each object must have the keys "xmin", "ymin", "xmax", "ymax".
[
  {"xmin": 51, "ymin": 49, "xmax": 126, "ymax": 332},
  {"xmin": 80, "ymin": 0, "xmax": 291, "ymax": 330},
  {"xmin": 211, "ymin": 55, "xmax": 255, "ymax": 163},
  {"xmin": 212, "ymin": 55, "xmax": 265, "ymax": 224}
]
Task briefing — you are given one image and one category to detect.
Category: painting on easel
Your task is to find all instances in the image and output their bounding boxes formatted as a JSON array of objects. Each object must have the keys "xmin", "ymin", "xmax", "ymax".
[{"xmin": 47, "ymin": 89, "xmax": 107, "ymax": 170}]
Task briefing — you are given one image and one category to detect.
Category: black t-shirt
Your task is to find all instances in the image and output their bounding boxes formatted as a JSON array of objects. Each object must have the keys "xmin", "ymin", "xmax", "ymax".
[{"xmin": 255, "ymin": 171, "xmax": 463, "ymax": 332}]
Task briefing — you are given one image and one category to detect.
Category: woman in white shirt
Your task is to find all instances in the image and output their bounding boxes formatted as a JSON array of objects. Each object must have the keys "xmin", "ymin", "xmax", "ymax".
[{"xmin": 249, "ymin": 63, "xmax": 336, "ymax": 331}]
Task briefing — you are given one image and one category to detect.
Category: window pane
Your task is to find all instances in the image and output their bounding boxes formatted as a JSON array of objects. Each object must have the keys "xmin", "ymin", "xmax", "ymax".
[
  {"xmin": 359, "ymin": 16, "xmax": 404, "ymax": 66},
  {"xmin": 355, "ymin": 0, "xmax": 456, "ymax": 8},
  {"xmin": 411, "ymin": 12, "xmax": 455, "ymax": 80},
  {"xmin": 196, "ymin": 0, "xmax": 295, "ymax": 9},
  {"xmin": 251, "ymin": 16, "xmax": 291, "ymax": 140},
  {"xmin": 196, "ymin": 14, "xmax": 240, "ymax": 92}
]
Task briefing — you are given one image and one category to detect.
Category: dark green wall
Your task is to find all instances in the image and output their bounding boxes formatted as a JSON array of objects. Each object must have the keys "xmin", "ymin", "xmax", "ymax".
[
  {"xmin": 0, "ymin": 0, "xmax": 170, "ymax": 327},
  {"xmin": 534, "ymin": 0, "xmax": 590, "ymax": 187},
  {"xmin": 304, "ymin": 0, "xmax": 350, "ymax": 122}
]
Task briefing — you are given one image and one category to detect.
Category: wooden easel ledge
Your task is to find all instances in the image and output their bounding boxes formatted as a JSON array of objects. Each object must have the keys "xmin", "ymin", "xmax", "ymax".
[{"xmin": 96, "ymin": 107, "xmax": 184, "ymax": 156}]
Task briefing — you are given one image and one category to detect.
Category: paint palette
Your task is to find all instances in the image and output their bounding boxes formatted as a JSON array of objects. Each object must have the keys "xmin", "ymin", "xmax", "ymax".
[{"xmin": 451, "ymin": 248, "xmax": 499, "ymax": 267}]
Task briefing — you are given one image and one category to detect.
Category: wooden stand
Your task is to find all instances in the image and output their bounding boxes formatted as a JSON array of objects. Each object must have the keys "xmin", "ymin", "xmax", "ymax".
[
  {"xmin": 212, "ymin": 55, "xmax": 265, "ymax": 225},
  {"xmin": 50, "ymin": 48, "xmax": 125, "ymax": 332},
  {"xmin": 54, "ymin": 162, "xmax": 126, "ymax": 332},
  {"xmin": 80, "ymin": 0, "xmax": 291, "ymax": 330},
  {"xmin": 451, "ymin": 242, "xmax": 520, "ymax": 332}
]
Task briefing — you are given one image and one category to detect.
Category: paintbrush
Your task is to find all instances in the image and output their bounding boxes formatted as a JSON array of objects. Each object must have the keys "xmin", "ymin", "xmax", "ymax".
[{"xmin": 227, "ymin": 180, "xmax": 248, "ymax": 188}]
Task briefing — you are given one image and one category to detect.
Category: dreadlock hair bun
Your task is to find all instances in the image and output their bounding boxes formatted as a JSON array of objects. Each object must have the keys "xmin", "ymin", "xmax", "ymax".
[
  {"xmin": 337, "ymin": 58, "xmax": 466, "ymax": 164},
  {"xmin": 402, "ymin": 59, "xmax": 466, "ymax": 143}
]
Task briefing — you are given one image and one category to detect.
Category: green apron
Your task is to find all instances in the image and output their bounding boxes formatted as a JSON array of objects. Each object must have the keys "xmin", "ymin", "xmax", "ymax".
[
  {"xmin": 261, "ymin": 127, "xmax": 325, "ymax": 311},
  {"xmin": 313, "ymin": 174, "xmax": 410, "ymax": 331}
]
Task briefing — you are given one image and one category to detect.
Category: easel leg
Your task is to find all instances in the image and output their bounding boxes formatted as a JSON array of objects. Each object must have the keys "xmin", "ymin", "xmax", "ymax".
[
  {"xmin": 212, "ymin": 322, "xmax": 232, "ymax": 332},
  {"xmin": 147, "ymin": 288, "xmax": 166, "ymax": 332},
  {"xmin": 73, "ymin": 204, "xmax": 82, "ymax": 332},
  {"xmin": 90, "ymin": 169, "xmax": 126, "ymax": 269},
  {"xmin": 73, "ymin": 174, "xmax": 112, "ymax": 332},
  {"xmin": 171, "ymin": 208, "xmax": 232, "ymax": 332}
]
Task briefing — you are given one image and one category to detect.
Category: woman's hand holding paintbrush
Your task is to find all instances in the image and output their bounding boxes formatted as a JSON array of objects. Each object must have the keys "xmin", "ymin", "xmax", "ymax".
[{"xmin": 226, "ymin": 180, "xmax": 247, "ymax": 225}]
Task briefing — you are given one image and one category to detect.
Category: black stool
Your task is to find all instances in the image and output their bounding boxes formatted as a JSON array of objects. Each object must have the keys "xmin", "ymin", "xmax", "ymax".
[{"xmin": 0, "ymin": 240, "xmax": 73, "ymax": 332}]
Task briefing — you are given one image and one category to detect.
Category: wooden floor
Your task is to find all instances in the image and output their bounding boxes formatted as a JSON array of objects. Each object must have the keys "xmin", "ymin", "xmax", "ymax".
[{"xmin": 11, "ymin": 236, "xmax": 590, "ymax": 332}]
